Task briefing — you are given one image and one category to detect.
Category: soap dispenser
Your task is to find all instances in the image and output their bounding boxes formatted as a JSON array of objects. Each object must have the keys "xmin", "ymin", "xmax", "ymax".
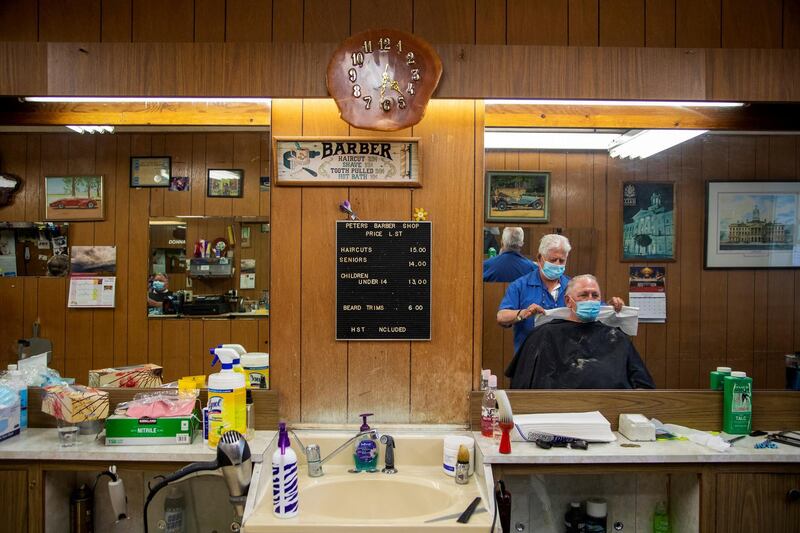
[{"xmin": 353, "ymin": 413, "xmax": 379, "ymax": 472}]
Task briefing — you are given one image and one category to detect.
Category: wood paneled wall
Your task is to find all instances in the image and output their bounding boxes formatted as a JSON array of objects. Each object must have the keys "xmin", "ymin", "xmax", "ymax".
[
  {"xmin": 1, "ymin": 0, "xmax": 798, "ymax": 49},
  {"xmin": 483, "ymin": 134, "xmax": 800, "ymax": 391},
  {"xmin": 0, "ymin": 132, "xmax": 271, "ymax": 383},
  {"xmin": 270, "ymin": 99, "xmax": 482, "ymax": 424}
]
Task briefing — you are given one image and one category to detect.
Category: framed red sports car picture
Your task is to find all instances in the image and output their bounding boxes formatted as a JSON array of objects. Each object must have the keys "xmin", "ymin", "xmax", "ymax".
[{"xmin": 44, "ymin": 175, "xmax": 104, "ymax": 221}]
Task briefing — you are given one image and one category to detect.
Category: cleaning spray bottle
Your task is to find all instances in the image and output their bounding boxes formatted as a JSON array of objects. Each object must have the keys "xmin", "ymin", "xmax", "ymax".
[
  {"xmin": 353, "ymin": 413, "xmax": 379, "ymax": 472},
  {"xmin": 207, "ymin": 348, "xmax": 246, "ymax": 448},
  {"xmin": 217, "ymin": 344, "xmax": 247, "ymax": 374},
  {"xmin": 272, "ymin": 422, "xmax": 299, "ymax": 518}
]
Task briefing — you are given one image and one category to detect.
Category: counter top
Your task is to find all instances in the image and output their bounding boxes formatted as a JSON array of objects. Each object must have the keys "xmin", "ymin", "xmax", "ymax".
[
  {"xmin": 0, "ymin": 428, "xmax": 276, "ymax": 463},
  {"xmin": 149, "ymin": 311, "xmax": 269, "ymax": 319},
  {"xmin": 475, "ymin": 431, "xmax": 800, "ymax": 464}
]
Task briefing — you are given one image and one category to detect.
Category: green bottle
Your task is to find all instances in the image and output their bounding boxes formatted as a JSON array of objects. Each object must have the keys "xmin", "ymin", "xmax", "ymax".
[
  {"xmin": 487, "ymin": 247, "xmax": 497, "ymax": 258},
  {"xmin": 709, "ymin": 366, "xmax": 732, "ymax": 390},
  {"xmin": 653, "ymin": 501, "xmax": 671, "ymax": 533},
  {"xmin": 723, "ymin": 371, "xmax": 752, "ymax": 435}
]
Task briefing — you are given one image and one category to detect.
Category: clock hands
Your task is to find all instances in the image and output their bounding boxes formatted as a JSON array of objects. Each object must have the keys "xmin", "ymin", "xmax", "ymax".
[{"xmin": 377, "ymin": 64, "xmax": 404, "ymax": 101}]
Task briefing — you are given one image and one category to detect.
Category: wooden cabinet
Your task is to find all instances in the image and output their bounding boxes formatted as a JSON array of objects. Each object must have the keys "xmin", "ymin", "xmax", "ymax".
[
  {"xmin": 716, "ymin": 473, "xmax": 800, "ymax": 533},
  {"xmin": 0, "ymin": 466, "xmax": 32, "ymax": 532}
]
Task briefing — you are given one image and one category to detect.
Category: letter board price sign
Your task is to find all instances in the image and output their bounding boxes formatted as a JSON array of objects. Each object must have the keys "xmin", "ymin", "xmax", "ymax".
[
  {"xmin": 336, "ymin": 221, "xmax": 431, "ymax": 340},
  {"xmin": 274, "ymin": 137, "xmax": 421, "ymax": 187}
]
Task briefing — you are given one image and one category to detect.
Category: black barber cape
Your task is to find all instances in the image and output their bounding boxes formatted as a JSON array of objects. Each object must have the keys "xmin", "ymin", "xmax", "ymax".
[{"xmin": 505, "ymin": 319, "xmax": 655, "ymax": 389}]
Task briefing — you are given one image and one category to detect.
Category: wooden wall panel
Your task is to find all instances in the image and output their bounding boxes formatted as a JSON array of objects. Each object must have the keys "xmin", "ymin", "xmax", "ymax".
[
  {"xmin": 39, "ymin": 0, "xmax": 101, "ymax": 42},
  {"xmin": 413, "ymin": 0, "xmax": 475, "ymax": 44},
  {"xmin": 599, "ymin": 0, "xmax": 645, "ymax": 47},
  {"xmin": 646, "ymin": 0, "xmax": 676, "ymax": 48},
  {"xmin": 303, "ymin": 0, "xmax": 350, "ymax": 43},
  {"xmin": 569, "ymin": 0, "xmax": 599, "ymax": 46},
  {"xmin": 195, "ymin": 0, "xmax": 226, "ymax": 43},
  {"xmin": 722, "ymin": 0, "xmax": 782, "ymax": 49},
  {"xmin": 351, "ymin": 0, "xmax": 412, "ymax": 34},
  {"xmin": 272, "ymin": 0, "xmax": 303, "ymax": 42},
  {"xmin": 507, "ymin": 0, "xmax": 568, "ymax": 46},
  {"xmin": 132, "ymin": 0, "xmax": 194, "ymax": 42},
  {"xmin": 0, "ymin": 279, "xmax": 24, "ymax": 368},
  {"xmin": 786, "ymin": 0, "xmax": 800, "ymax": 49},
  {"xmin": 0, "ymin": 0, "xmax": 38, "ymax": 41},
  {"xmin": 476, "ymin": 0, "xmax": 506, "ymax": 45},
  {"xmin": 101, "ymin": 0, "xmax": 132, "ymax": 42},
  {"xmin": 226, "ymin": 0, "xmax": 271, "ymax": 42},
  {"xmin": 676, "ymin": 0, "xmax": 720, "ymax": 48}
]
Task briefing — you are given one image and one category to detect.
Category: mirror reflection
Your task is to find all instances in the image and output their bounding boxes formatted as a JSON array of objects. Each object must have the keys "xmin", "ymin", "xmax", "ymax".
[
  {"xmin": 148, "ymin": 217, "xmax": 269, "ymax": 317},
  {"xmin": 0, "ymin": 222, "xmax": 70, "ymax": 277}
]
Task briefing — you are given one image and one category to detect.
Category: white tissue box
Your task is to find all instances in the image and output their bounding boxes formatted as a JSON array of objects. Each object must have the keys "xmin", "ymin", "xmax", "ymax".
[{"xmin": 618, "ymin": 413, "xmax": 656, "ymax": 441}]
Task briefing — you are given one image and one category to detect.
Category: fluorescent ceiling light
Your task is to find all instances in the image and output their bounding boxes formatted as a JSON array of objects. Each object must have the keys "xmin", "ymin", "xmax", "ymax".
[
  {"xmin": 486, "ymin": 99, "xmax": 744, "ymax": 108},
  {"xmin": 66, "ymin": 125, "xmax": 114, "ymax": 134},
  {"xmin": 25, "ymin": 97, "xmax": 271, "ymax": 104},
  {"xmin": 609, "ymin": 129, "xmax": 707, "ymax": 159},
  {"xmin": 485, "ymin": 131, "xmax": 621, "ymax": 150}
]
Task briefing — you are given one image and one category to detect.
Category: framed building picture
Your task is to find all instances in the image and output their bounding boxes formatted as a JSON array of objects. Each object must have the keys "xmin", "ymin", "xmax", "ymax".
[
  {"xmin": 622, "ymin": 181, "xmax": 676, "ymax": 261},
  {"xmin": 705, "ymin": 181, "xmax": 800, "ymax": 269},
  {"xmin": 485, "ymin": 171, "xmax": 550, "ymax": 223},
  {"xmin": 207, "ymin": 169, "xmax": 244, "ymax": 198},
  {"xmin": 44, "ymin": 175, "xmax": 104, "ymax": 221},
  {"xmin": 130, "ymin": 156, "xmax": 171, "ymax": 188}
]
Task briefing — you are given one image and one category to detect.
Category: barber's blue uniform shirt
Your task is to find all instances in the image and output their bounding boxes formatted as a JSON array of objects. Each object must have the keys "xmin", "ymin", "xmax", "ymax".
[
  {"xmin": 498, "ymin": 264, "xmax": 571, "ymax": 353},
  {"xmin": 483, "ymin": 251, "xmax": 536, "ymax": 282}
]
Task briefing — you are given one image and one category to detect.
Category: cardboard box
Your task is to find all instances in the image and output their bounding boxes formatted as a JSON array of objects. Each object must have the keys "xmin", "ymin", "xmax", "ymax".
[
  {"xmin": 105, "ymin": 409, "xmax": 200, "ymax": 446},
  {"xmin": 89, "ymin": 364, "xmax": 163, "ymax": 388},
  {"xmin": 41, "ymin": 384, "xmax": 109, "ymax": 423},
  {"xmin": 0, "ymin": 393, "xmax": 20, "ymax": 443}
]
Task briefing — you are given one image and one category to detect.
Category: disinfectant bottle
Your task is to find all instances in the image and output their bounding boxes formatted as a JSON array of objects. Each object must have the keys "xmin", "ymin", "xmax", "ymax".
[
  {"xmin": 207, "ymin": 348, "xmax": 246, "ymax": 448},
  {"xmin": 2, "ymin": 365, "xmax": 28, "ymax": 430},
  {"xmin": 723, "ymin": 371, "xmax": 753, "ymax": 435},
  {"xmin": 272, "ymin": 422, "xmax": 299, "ymax": 518},
  {"xmin": 217, "ymin": 344, "xmax": 246, "ymax": 374}
]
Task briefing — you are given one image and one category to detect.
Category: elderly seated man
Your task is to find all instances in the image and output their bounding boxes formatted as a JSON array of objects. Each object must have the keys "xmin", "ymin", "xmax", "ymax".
[{"xmin": 505, "ymin": 274, "xmax": 655, "ymax": 389}]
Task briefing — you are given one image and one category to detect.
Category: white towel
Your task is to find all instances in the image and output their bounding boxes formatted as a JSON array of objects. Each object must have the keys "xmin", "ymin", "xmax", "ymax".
[{"xmin": 534, "ymin": 305, "xmax": 639, "ymax": 336}]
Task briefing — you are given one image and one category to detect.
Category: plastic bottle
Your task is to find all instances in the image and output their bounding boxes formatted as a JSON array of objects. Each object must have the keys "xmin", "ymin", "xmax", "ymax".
[
  {"xmin": 246, "ymin": 389, "xmax": 255, "ymax": 441},
  {"xmin": 241, "ymin": 352, "xmax": 269, "ymax": 389},
  {"xmin": 480, "ymin": 369, "xmax": 490, "ymax": 391},
  {"xmin": 488, "ymin": 247, "xmax": 497, "ymax": 258},
  {"xmin": 1, "ymin": 365, "xmax": 28, "ymax": 430},
  {"xmin": 723, "ymin": 371, "xmax": 753, "ymax": 435},
  {"xmin": 211, "ymin": 347, "xmax": 247, "ymax": 434},
  {"xmin": 652, "ymin": 501, "xmax": 671, "ymax": 533},
  {"xmin": 217, "ymin": 343, "xmax": 247, "ymax": 373},
  {"xmin": 565, "ymin": 501, "xmax": 586, "ymax": 533},
  {"xmin": 163, "ymin": 486, "xmax": 185, "ymax": 533},
  {"xmin": 585, "ymin": 499, "xmax": 607, "ymax": 533},
  {"xmin": 481, "ymin": 374, "xmax": 498, "ymax": 438},
  {"xmin": 353, "ymin": 413, "xmax": 379, "ymax": 472},
  {"xmin": 207, "ymin": 348, "xmax": 246, "ymax": 448},
  {"xmin": 272, "ymin": 422, "xmax": 299, "ymax": 518},
  {"xmin": 709, "ymin": 366, "xmax": 732, "ymax": 390}
]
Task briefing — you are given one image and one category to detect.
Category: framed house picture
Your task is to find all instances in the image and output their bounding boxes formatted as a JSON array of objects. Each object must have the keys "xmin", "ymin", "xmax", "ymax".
[
  {"xmin": 705, "ymin": 181, "xmax": 800, "ymax": 269},
  {"xmin": 207, "ymin": 169, "xmax": 244, "ymax": 198},
  {"xmin": 44, "ymin": 175, "xmax": 105, "ymax": 221},
  {"xmin": 622, "ymin": 181, "xmax": 676, "ymax": 261},
  {"xmin": 130, "ymin": 156, "xmax": 171, "ymax": 188},
  {"xmin": 485, "ymin": 171, "xmax": 550, "ymax": 223}
]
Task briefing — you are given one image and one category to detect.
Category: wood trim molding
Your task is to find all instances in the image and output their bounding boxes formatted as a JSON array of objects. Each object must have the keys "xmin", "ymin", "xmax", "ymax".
[
  {"xmin": 1, "ymin": 42, "xmax": 798, "ymax": 102},
  {"xmin": 469, "ymin": 390, "xmax": 800, "ymax": 431}
]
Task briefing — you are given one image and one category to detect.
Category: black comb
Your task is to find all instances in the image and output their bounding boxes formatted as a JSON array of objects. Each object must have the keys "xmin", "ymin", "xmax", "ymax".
[{"xmin": 456, "ymin": 497, "xmax": 482, "ymax": 524}]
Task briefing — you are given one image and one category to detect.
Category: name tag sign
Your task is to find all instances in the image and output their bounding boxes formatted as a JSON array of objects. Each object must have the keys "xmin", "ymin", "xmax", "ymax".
[
  {"xmin": 336, "ymin": 221, "xmax": 431, "ymax": 341},
  {"xmin": 274, "ymin": 137, "xmax": 421, "ymax": 187}
]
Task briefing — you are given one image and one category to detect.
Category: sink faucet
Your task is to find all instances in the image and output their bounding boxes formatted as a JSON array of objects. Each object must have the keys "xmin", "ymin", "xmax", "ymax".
[
  {"xmin": 289, "ymin": 429, "xmax": 379, "ymax": 477},
  {"xmin": 380, "ymin": 434, "xmax": 397, "ymax": 474}
]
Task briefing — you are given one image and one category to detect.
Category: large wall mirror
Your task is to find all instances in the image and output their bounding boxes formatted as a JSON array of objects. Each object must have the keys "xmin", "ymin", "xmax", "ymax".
[
  {"xmin": 0, "ymin": 222, "xmax": 70, "ymax": 277},
  {"xmin": 148, "ymin": 217, "xmax": 269, "ymax": 317}
]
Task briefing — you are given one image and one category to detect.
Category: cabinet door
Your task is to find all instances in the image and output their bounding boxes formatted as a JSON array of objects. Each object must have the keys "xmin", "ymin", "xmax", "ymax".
[
  {"xmin": 716, "ymin": 473, "xmax": 800, "ymax": 533},
  {"xmin": 0, "ymin": 467, "xmax": 29, "ymax": 532}
]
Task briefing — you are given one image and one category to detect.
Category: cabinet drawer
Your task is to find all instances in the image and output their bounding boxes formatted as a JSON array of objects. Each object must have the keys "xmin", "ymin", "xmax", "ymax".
[{"xmin": 716, "ymin": 473, "xmax": 800, "ymax": 533}]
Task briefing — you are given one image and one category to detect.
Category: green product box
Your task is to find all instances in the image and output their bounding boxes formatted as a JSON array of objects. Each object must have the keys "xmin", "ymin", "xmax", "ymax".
[{"xmin": 105, "ymin": 409, "xmax": 200, "ymax": 446}]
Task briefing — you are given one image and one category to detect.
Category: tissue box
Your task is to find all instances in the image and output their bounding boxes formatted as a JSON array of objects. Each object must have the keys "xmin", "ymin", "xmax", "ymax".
[
  {"xmin": 89, "ymin": 364, "xmax": 163, "ymax": 388},
  {"xmin": 0, "ymin": 386, "xmax": 21, "ymax": 443},
  {"xmin": 41, "ymin": 384, "xmax": 109, "ymax": 423},
  {"xmin": 618, "ymin": 413, "xmax": 656, "ymax": 441},
  {"xmin": 105, "ymin": 409, "xmax": 200, "ymax": 446}
]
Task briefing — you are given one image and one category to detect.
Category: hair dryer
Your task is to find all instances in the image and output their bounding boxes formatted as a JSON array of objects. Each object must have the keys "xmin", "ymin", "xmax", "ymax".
[{"xmin": 144, "ymin": 430, "xmax": 253, "ymax": 532}]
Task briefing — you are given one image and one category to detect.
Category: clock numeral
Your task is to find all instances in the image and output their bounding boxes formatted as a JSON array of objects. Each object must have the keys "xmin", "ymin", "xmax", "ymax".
[
  {"xmin": 363, "ymin": 96, "xmax": 372, "ymax": 110},
  {"xmin": 395, "ymin": 40, "xmax": 403, "ymax": 53},
  {"xmin": 353, "ymin": 84, "xmax": 362, "ymax": 98},
  {"xmin": 406, "ymin": 51, "xmax": 415, "ymax": 65},
  {"xmin": 398, "ymin": 95, "xmax": 407, "ymax": 109},
  {"xmin": 348, "ymin": 68, "xmax": 357, "ymax": 82},
  {"xmin": 379, "ymin": 37, "xmax": 391, "ymax": 50},
  {"xmin": 410, "ymin": 68, "xmax": 420, "ymax": 81},
  {"xmin": 381, "ymin": 99, "xmax": 392, "ymax": 112},
  {"xmin": 351, "ymin": 51, "xmax": 364, "ymax": 67},
  {"xmin": 363, "ymin": 40, "xmax": 373, "ymax": 53},
  {"xmin": 406, "ymin": 82, "xmax": 415, "ymax": 95}
]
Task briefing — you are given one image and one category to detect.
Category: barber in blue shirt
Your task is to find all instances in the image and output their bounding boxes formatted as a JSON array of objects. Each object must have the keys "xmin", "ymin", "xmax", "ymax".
[
  {"xmin": 497, "ymin": 234, "xmax": 625, "ymax": 353},
  {"xmin": 483, "ymin": 227, "xmax": 535, "ymax": 282}
]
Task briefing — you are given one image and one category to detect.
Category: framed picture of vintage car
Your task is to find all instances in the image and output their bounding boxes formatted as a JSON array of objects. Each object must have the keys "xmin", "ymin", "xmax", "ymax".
[
  {"xmin": 44, "ymin": 175, "xmax": 104, "ymax": 221},
  {"xmin": 485, "ymin": 171, "xmax": 550, "ymax": 223},
  {"xmin": 705, "ymin": 181, "xmax": 800, "ymax": 269}
]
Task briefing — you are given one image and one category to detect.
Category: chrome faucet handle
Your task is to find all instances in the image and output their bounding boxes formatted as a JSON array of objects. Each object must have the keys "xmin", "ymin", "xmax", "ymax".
[
  {"xmin": 305, "ymin": 444, "xmax": 323, "ymax": 477},
  {"xmin": 380, "ymin": 434, "xmax": 397, "ymax": 474}
]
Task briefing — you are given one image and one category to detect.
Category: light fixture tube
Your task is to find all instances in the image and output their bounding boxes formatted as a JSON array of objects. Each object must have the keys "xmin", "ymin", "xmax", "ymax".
[
  {"xmin": 609, "ymin": 129, "xmax": 707, "ymax": 159},
  {"xmin": 485, "ymin": 131, "xmax": 621, "ymax": 150},
  {"xmin": 26, "ymin": 97, "xmax": 271, "ymax": 104},
  {"xmin": 486, "ymin": 99, "xmax": 744, "ymax": 108},
  {"xmin": 66, "ymin": 125, "xmax": 114, "ymax": 134}
]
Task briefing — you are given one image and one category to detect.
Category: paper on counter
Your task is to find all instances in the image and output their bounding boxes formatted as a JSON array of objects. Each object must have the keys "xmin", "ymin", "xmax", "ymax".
[
  {"xmin": 534, "ymin": 305, "xmax": 639, "ymax": 336},
  {"xmin": 512, "ymin": 411, "xmax": 616, "ymax": 443}
]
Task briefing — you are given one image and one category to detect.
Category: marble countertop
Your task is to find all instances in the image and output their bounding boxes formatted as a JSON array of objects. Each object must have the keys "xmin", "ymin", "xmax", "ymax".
[
  {"xmin": 475, "ymin": 431, "xmax": 800, "ymax": 464},
  {"xmin": 0, "ymin": 429, "xmax": 276, "ymax": 463}
]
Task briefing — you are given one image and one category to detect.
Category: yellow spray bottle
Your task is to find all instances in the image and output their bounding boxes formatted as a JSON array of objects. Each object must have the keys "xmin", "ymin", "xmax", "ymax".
[{"xmin": 207, "ymin": 347, "xmax": 246, "ymax": 448}]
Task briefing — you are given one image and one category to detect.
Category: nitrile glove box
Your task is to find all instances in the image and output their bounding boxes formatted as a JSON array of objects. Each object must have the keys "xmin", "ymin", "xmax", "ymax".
[{"xmin": 105, "ymin": 409, "xmax": 200, "ymax": 446}]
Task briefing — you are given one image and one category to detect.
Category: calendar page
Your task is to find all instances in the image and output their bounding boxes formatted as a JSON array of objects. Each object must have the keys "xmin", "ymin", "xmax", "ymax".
[
  {"xmin": 68, "ymin": 276, "xmax": 116, "ymax": 308},
  {"xmin": 629, "ymin": 266, "xmax": 666, "ymax": 323}
]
